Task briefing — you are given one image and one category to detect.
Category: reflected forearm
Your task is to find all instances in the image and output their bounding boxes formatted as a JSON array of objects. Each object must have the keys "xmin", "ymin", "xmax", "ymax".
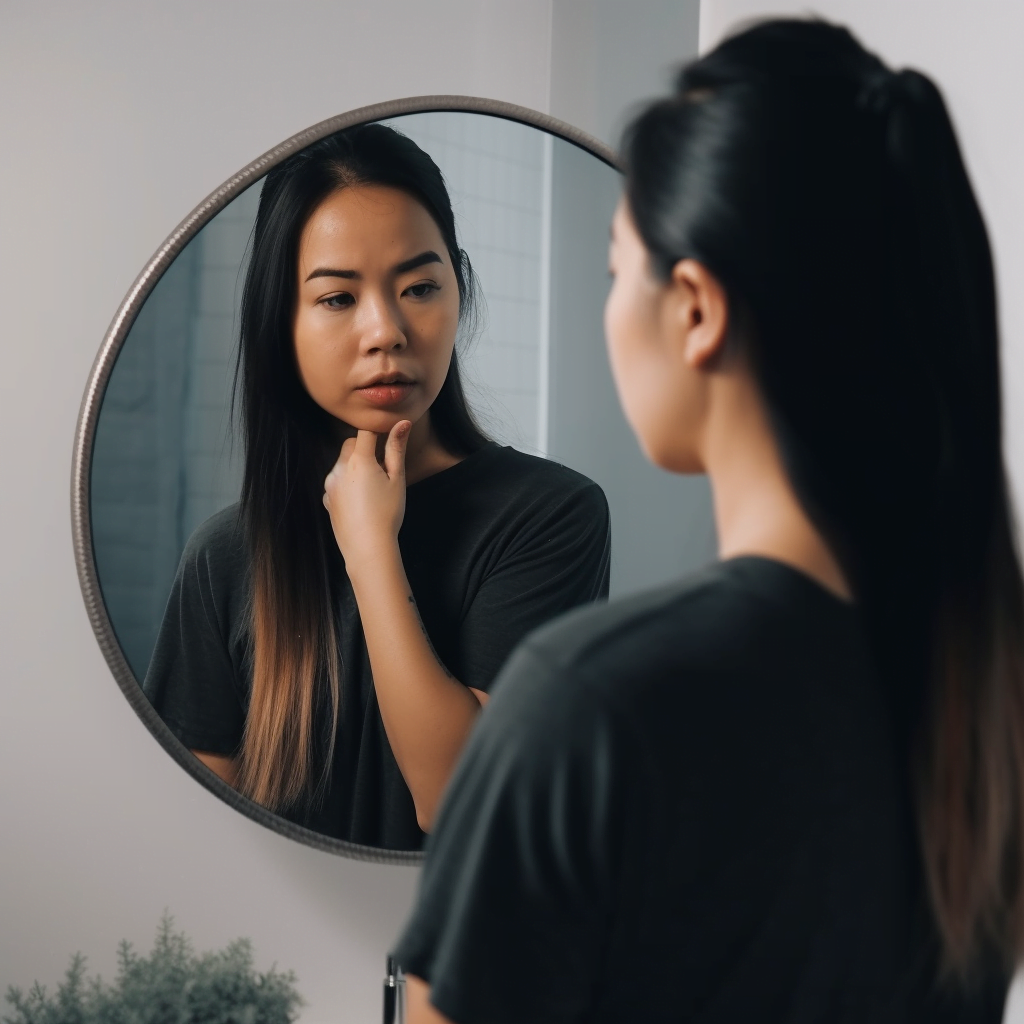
[
  {"xmin": 192, "ymin": 750, "xmax": 239, "ymax": 787},
  {"xmin": 406, "ymin": 974, "xmax": 456, "ymax": 1024},
  {"xmin": 347, "ymin": 541, "xmax": 483, "ymax": 831}
]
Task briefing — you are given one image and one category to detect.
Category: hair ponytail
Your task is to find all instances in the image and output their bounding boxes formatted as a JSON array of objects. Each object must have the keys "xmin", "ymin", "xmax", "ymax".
[
  {"xmin": 870, "ymin": 67, "xmax": 1024, "ymax": 977},
  {"xmin": 623, "ymin": 19, "xmax": 1024, "ymax": 980}
]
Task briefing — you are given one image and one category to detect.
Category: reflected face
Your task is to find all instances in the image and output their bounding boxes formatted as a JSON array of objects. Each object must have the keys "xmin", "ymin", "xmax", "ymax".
[{"xmin": 293, "ymin": 184, "xmax": 461, "ymax": 433}]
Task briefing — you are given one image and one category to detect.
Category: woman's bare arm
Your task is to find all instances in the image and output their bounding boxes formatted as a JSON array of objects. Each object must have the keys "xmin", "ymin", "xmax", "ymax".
[
  {"xmin": 324, "ymin": 425, "xmax": 488, "ymax": 831},
  {"xmin": 192, "ymin": 750, "xmax": 238, "ymax": 787},
  {"xmin": 406, "ymin": 974, "xmax": 456, "ymax": 1024},
  {"xmin": 346, "ymin": 544, "xmax": 487, "ymax": 831}
]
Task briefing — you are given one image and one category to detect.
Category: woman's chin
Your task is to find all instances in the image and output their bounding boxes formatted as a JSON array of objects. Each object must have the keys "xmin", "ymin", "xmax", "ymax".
[
  {"xmin": 338, "ymin": 409, "xmax": 423, "ymax": 436},
  {"xmin": 639, "ymin": 434, "xmax": 703, "ymax": 474}
]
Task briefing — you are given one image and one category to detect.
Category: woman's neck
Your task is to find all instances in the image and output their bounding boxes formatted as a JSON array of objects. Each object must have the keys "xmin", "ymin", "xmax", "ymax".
[
  {"xmin": 703, "ymin": 374, "xmax": 853, "ymax": 603},
  {"xmin": 403, "ymin": 413, "xmax": 464, "ymax": 485},
  {"xmin": 328, "ymin": 412, "xmax": 463, "ymax": 486}
]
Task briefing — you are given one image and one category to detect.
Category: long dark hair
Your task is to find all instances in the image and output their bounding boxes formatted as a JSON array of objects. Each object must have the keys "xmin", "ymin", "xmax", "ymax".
[
  {"xmin": 235, "ymin": 123, "xmax": 489, "ymax": 811},
  {"xmin": 622, "ymin": 19, "xmax": 1024, "ymax": 980}
]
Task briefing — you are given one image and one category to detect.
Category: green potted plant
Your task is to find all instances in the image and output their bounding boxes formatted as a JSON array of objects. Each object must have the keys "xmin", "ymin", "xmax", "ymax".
[{"xmin": 4, "ymin": 912, "xmax": 303, "ymax": 1024}]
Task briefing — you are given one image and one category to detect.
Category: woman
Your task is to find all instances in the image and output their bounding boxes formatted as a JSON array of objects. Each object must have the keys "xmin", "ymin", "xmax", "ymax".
[
  {"xmin": 394, "ymin": 19, "xmax": 1022, "ymax": 1021},
  {"xmin": 143, "ymin": 124, "xmax": 610, "ymax": 850}
]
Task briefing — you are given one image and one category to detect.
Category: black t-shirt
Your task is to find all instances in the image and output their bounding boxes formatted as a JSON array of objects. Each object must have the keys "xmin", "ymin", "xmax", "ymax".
[
  {"xmin": 142, "ymin": 443, "xmax": 610, "ymax": 850},
  {"xmin": 393, "ymin": 557, "xmax": 1009, "ymax": 1023}
]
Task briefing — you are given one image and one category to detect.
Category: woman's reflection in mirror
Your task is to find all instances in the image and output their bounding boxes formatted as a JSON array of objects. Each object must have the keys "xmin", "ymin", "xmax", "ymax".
[
  {"xmin": 395, "ymin": 18, "xmax": 1022, "ymax": 1022},
  {"xmin": 142, "ymin": 124, "xmax": 610, "ymax": 848}
]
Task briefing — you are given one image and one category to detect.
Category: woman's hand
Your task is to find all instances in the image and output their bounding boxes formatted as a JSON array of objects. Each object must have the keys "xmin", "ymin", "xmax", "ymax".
[{"xmin": 323, "ymin": 420, "xmax": 412, "ymax": 567}]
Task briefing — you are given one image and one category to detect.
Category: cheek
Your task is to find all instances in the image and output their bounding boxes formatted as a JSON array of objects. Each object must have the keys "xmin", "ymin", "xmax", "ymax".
[
  {"xmin": 292, "ymin": 310, "xmax": 352, "ymax": 404},
  {"xmin": 414, "ymin": 295, "xmax": 460, "ymax": 375},
  {"xmin": 435, "ymin": 297, "xmax": 461, "ymax": 351},
  {"xmin": 604, "ymin": 279, "xmax": 691, "ymax": 469},
  {"xmin": 603, "ymin": 279, "xmax": 630, "ymax": 391},
  {"xmin": 604, "ymin": 277, "xmax": 656, "ymax": 416},
  {"xmin": 292, "ymin": 313, "xmax": 317, "ymax": 391}
]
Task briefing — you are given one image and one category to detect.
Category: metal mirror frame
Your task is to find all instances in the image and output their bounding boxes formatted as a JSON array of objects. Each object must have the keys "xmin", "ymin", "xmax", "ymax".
[{"xmin": 71, "ymin": 96, "xmax": 620, "ymax": 864}]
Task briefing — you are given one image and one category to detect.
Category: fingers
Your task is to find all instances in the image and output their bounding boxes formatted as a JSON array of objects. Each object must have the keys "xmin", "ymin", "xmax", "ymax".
[
  {"xmin": 327, "ymin": 435, "xmax": 357, "ymax": 481},
  {"xmin": 354, "ymin": 428, "xmax": 377, "ymax": 460},
  {"xmin": 325, "ymin": 433, "xmax": 361, "ymax": 499},
  {"xmin": 324, "ymin": 423, "xmax": 409, "ymax": 508},
  {"xmin": 384, "ymin": 420, "xmax": 412, "ymax": 481},
  {"xmin": 335, "ymin": 435, "xmax": 357, "ymax": 469}
]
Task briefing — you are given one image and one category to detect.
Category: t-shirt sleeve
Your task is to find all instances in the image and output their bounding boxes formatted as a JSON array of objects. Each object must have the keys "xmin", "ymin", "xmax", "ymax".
[
  {"xmin": 392, "ymin": 640, "xmax": 641, "ymax": 1024},
  {"xmin": 456, "ymin": 480, "xmax": 610, "ymax": 692},
  {"xmin": 141, "ymin": 515, "xmax": 247, "ymax": 755}
]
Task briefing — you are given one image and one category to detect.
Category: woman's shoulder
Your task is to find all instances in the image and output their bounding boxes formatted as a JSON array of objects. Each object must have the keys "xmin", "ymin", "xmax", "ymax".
[
  {"xmin": 176, "ymin": 503, "xmax": 248, "ymax": 592},
  {"xmin": 460, "ymin": 443, "xmax": 607, "ymax": 508},
  {"xmin": 518, "ymin": 567, "xmax": 726, "ymax": 677},
  {"xmin": 411, "ymin": 444, "xmax": 608, "ymax": 530},
  {"xmin": 486, "ymin": 557, "xmax": 882, "ymax": 789},
  {"xmin": 494, "ymin": 444, "xmax": 600, "ymax": 490},
  {"xmin": 519, "ymin": 556, "xmax": 865, "ymax": 696},
  {"xmin": 184, "ymin": 502, "xmax": 243, "ymax": 545}
]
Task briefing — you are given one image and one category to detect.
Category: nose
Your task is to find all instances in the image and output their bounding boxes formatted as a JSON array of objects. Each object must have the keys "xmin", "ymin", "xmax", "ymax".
[{"xmin": 358, "ymin": 291, "xmax": 408, "ymax": 355}]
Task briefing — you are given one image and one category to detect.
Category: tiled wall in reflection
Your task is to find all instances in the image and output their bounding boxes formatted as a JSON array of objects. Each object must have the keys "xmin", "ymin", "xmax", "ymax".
[{"xmin": 384, "ymin": 111, "xmax": 548, "ymax": 453}]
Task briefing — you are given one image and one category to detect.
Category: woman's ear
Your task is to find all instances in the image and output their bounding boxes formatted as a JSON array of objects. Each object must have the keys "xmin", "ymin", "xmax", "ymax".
[{"xmin": 667, "ymin": 259, "xmax": 730, "ymax": 370}]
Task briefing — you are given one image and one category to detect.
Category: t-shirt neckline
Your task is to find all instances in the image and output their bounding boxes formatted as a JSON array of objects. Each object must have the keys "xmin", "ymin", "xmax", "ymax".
[
  {"xmin": 720, "ymin": 553, "xmax": 858, "ymax": 611},
  {"xmin": 406, "ymin": 440, "xmax": 504, "ymax": 493}
]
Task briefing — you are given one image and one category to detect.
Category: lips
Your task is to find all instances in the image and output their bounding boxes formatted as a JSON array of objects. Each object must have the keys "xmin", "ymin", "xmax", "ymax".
[
  {"xmin": 356, "ymin": 373, "xmax": 416, "ymax": 408},
  {"xmin": 358, "ymin": 371, "xmax": 415, "ymax": 388}
]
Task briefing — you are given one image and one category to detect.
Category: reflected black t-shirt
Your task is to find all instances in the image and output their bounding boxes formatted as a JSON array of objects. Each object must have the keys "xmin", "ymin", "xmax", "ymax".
[
  {"xmin": 142, "ymin": 443, "xmax": 610, "ymax": 850},
  {"xmin": 393, "ymin": 557, "xmax": 1009, "ymax": 1023}
]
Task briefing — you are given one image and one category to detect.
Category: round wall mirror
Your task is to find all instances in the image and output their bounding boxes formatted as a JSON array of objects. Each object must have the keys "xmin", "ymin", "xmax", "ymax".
[{"xmin": 72, "ymin": 98, "xmax": 716, "ymax": 863}]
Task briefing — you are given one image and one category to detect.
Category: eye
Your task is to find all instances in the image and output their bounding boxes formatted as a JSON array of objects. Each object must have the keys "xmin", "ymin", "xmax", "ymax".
[
  {"xmin": 320, "ymin": 292, "xmax": 354, "ymax": 310},
  {"xmin": 404, "ymin": 281, "xmax": 440, "ymax": 299}
]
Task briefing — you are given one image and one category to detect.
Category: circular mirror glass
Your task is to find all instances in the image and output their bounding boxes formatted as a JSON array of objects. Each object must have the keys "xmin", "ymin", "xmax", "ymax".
[{"xmin": 76, "ymin": 101, "xmax": 716, "ymax": 861}]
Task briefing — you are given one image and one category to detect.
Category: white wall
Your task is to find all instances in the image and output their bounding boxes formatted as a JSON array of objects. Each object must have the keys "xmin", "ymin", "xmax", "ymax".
[
  {"xmin": 0, "ymin": 3, "xmax": 699, "ymax": 1022},
  {"xmin": 552, "ymin": 0, "xmax": 702, "ymax": 145},
  {"xmin": 0, "ymin": 4, "xmax": 552, "ymax": 1021},
  {"xmin": 699, "ymin": 3, "xmax": 1024, "ymax": 1019}
]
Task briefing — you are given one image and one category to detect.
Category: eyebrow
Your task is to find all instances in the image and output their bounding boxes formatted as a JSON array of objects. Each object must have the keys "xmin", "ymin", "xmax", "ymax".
[{"xmin": 304, "ymin": 250, "xmax": 443, "ymax": 283}]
